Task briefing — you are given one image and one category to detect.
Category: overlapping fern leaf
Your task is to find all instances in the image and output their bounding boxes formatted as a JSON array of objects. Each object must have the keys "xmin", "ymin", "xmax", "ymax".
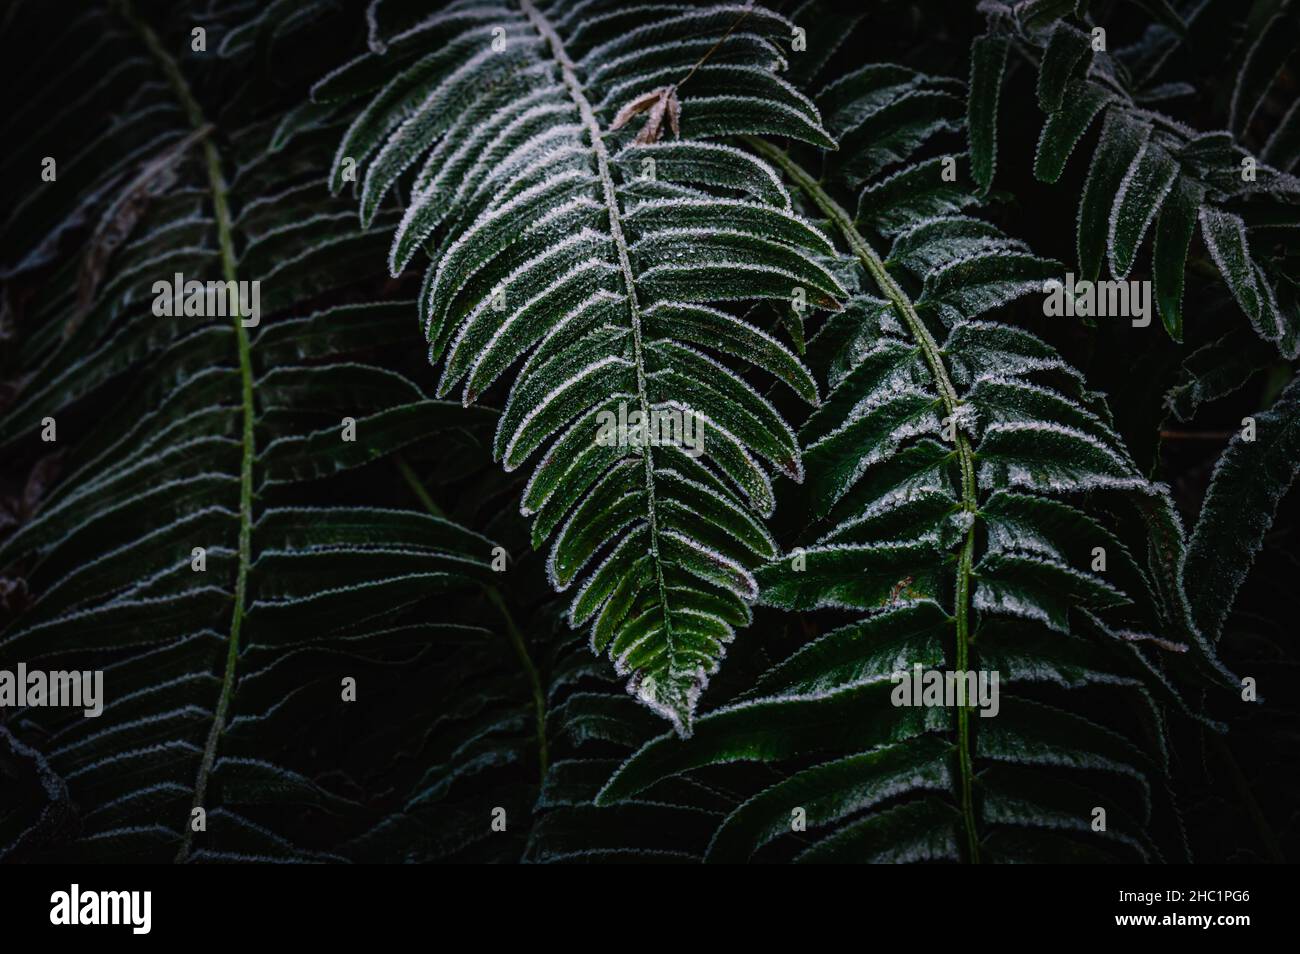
[
  {"xmin": 319, "ymin": 0, "xmax": 847, "ymax": 734},
  {"xmin": 974, "ymin": 0, "xmax": 1300, "ymax": 351},
  {"xmin": 1186, "ymin": 371, "xmax": 1300, "ymax": 644},
  {"xmin": 0, "ymin": 0, "xmax": 504, "ymax": 862},
  {"xmin": 524, "ymin": 616, "xmax": 790, "ymax": 862},
  {"xmin": 592, "ymin": 55, "xmax": 1236, "ymax": 862}
]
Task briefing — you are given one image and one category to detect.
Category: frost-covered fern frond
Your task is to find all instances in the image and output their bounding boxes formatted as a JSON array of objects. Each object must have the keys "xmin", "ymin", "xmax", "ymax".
[
  {"xmin": 0, "ymin": 0, "xmax": 503, "ymax": 863},
  {"xmin": 1185, "ymin": 371, "xmax": 1300, "ymax": 644},
  {"xmin": 592, "ymin": 57, "xmax": 1236, "ymax": 862},
  {"xmin": 973, "ymin": 0, "xmax": 1300, "ymax": 352},
  {"xmin": 319, "ymin": 0, "xmax": 845, "ymax": 734}
]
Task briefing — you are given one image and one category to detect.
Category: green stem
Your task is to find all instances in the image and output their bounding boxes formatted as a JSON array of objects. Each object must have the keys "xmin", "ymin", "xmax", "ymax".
[
  {"xmin": 116, "ymin": 0, "xmax": 255, "ymax": 863},
  {"xmin": 395, "ymin": 454, "xmax": 444, "ymax": 517},
  {"xmin": 486, "ymin": 587, "xmax": 549, "ymax": 781},
  {"xmin": 747, "ymin": 137, "xmax": 982, "ymax": 863},
  {"xmin": 395, "ymin": 456, "xmax": 548, "ymax": 780},
  {"xmin": 520, "ymin": 0, "xmax": 678, "ymax": 695}
]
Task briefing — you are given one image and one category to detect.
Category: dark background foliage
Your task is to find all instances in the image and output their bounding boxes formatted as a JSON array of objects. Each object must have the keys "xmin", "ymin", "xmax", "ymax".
[{"xmin": 0, "ymin": 0, "xmax": 1295, "ymax": 862}]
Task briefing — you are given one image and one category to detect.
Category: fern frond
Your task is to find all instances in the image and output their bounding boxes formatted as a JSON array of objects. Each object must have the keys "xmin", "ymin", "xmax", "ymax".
[
  {"xmin": 327, "ymin": 0, "xmax": 844, "ymax": 734},
  {"xmin": 975, "ymin": 1, "xmax": 1300, "ymax": 351},
  {"xmin": 0, "ymin": 0, "xmax": 504, "ymax": 863},
  {"xmin": 593, "ymin": 61, "xmax": 1233, "ymax": 862},
  {"xmin": 1185, "ymin": 372, "xmax": 1300, "ymax": 644}
]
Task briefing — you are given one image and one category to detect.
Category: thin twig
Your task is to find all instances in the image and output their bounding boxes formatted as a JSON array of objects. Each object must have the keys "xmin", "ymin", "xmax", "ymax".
[
  {"xmin": 675, "ymin": 1, "xmax": 754, "ymax": 91},
  {"xmin": 394, "ymin": 455, "xmax": 549, "ymax": 781}
]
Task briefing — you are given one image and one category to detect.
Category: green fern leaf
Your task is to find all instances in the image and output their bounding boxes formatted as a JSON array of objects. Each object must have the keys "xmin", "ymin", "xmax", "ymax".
[
  {"xmin": 1185, "ymin": 374, "xmax": 1300, "ymax": 644},
  {"xmin": 329, "ymin": 0, "xmax": 845, "ymax": 734},
  {"xmin": 0, "ymin": 1, "xmax": 505, "ymax": 863},
  {"xmin": 595, "ymin": 65, "xmax": 1232, "ymax": 862},
  {"xmin": 978, "ymin": 0, "xmax": 1300, "ymax": 353}
]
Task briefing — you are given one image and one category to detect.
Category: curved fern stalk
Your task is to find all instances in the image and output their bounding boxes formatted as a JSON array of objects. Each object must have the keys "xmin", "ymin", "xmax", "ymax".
[
  {"xmin": 0, "ymin": 1, "xmax": 500, "ymax": 862},
  {"xmin": 596, "ymin": 60, "xmax": 1234, "ymax": 862},
  {"xmin": 321, "ymin": 0, "xmax": 845, "ymax": 734},
  {"xmin": 125, "ymin": 0, "xmax": 256, "ymax": 864},
  {"xmin": 973, "ymin": 1, "xmax": 1300, "ymax": 351}
]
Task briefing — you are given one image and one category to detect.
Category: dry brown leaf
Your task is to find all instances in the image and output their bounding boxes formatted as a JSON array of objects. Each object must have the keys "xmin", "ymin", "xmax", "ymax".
[{"xmin": 609, "ymin": 85, "xmax": 681, "ymax": 145}]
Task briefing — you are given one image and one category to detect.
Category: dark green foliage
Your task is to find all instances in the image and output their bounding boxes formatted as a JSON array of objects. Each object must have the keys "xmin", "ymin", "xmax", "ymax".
[
  {"xmin": 0, "ymin": 0, "xmax": 517, "ymax": 863},
  {"xmin": 977, "ymin": 0, "xmax": 1300, "ymax": 353},
  {"xmin": 1, "ymin": 0, "xmax": 1296, "ymax": 865},
  {"xmin": 593, "ymin": 57, "xmax": 1230, "ymax": 864},
  {"xmin": 1186, "ymin": 375, "xmax": 1300, "ymax": 643}
]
